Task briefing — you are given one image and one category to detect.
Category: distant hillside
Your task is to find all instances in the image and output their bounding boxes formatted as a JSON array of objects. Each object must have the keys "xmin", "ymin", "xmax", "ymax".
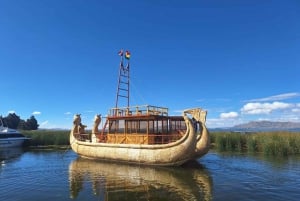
[{"xmin": 232, "ymin": 121, "xmax": 300, "ymax": 131}]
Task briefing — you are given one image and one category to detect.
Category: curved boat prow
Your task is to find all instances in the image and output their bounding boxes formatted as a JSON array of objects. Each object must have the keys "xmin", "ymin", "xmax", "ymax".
[
  {"xmin": 195, "ymin": 122, "xmax": 210, "ymax": 157},
  {"xmin": 184, "ymin": 108, "xmax": 210, "ymax": 158}
]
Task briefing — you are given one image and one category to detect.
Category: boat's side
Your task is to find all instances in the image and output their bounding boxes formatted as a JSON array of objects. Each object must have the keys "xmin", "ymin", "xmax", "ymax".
[
  {"xmin": 70, "ymin": 115, "xmax": 197, "ymax": 166},
  {"xmin": 0, "ymin": 124, "xmax": 29, "ymax": 148},
  {"xmin": 0, "ymin": 137, "xmax": 27, "ymax": 148}
]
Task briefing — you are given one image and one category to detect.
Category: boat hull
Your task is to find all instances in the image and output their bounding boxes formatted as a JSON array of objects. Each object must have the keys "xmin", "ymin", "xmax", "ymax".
[
  {"xmin": 0, "ymin": 137, "xmax": 28, "ymax": 148},
  {"xmin": 70, "ymin": 116, "xmax": 197, "ymax": 166}
]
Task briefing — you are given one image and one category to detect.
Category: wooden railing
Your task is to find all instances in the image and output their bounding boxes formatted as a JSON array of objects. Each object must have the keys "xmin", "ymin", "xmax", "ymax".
[{"xmin": 108, "ymin": 105, "xmax": 168, "ymax": 117}]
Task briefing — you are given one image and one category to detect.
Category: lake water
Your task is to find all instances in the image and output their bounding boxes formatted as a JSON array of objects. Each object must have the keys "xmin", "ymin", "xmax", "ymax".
[{"xmin": 1, "ymin": 148, "xmax": 300, "ymax": 201}]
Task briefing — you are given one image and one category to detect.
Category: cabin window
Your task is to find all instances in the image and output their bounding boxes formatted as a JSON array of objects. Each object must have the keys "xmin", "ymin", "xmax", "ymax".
[
  {"xmin": 107, "ymin": 118, "xmax": 186, "ymax": 135},
  {"xmin": 109, "ymin": 120, "xmax": 125, "ymax": 133},
  {"xmin": 148, "ymin": 120, "xmax": 154, "ymax": 134},
  {"xmin": 170, "ymin": 119, "xmax": 186, "ymax": 132},
  {"xmin": 162, "ymin": 119, "xmax": 168, "ymax": 133},
  {"xmin": 0, "ymin": 133, "xmax": 25, "ymax": 138},
  {"xmin": 125, "ymin": 120, "xmax": 147, "ymax": 134}
]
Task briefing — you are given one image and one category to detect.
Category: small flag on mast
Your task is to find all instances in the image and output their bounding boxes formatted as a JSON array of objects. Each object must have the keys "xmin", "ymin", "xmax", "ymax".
[
  {"xmin": 118, "ymin": 49, "xmax": 124, "ymax": 56},
  {"xmin": 125, "ymin": 50, "xmax": 130, "ymax": 60}
]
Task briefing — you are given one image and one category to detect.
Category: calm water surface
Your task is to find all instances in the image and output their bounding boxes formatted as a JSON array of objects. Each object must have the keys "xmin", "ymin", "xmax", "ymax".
[{"xmin": 0, "ymin": 148, "xmax": 299, "ymax": 201}]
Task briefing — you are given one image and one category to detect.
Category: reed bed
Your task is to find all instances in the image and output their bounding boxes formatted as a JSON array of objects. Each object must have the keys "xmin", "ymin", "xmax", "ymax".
[
  {"xmin": 22, "ymin": 130, "xmax": 70, "ymax": 146},
  {"xmin": 210, "ymin": 131, "xmax": 300, "ymax": 156}
]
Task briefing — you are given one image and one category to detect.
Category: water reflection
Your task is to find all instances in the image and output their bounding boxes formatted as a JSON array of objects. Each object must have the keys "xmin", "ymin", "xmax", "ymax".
[
  {"xmin": 0, "ymin": 147, "xmax": 24, "ymax": 162},
  {"xmin": 69, "ymin": 158, "xmax": 213, "ymax": 201},
  {"xmin": 215, "ymin": 151, "xmax": 300, "ymax": 169}
]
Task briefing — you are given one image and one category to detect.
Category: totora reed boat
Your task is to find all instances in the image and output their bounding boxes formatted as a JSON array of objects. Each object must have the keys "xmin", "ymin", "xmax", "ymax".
[{"xmin": 70, "ymin": 50, "xmax": 210, "ymax": 166}]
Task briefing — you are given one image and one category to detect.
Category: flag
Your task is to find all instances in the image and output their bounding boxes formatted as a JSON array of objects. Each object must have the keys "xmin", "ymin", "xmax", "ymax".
[
  {"xmin": 125, "ymin": 50, "xmax": 130, "ymax": 60},
  {"xmin": 118, "ymin": 49, "xmax": 123, "ymax": 56}
]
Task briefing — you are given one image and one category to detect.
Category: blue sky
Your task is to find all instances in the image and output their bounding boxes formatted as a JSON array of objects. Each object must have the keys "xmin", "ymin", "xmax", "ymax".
[{"xmin": 0, "ymin": 0, "xmax": 299, "ymax": 129}]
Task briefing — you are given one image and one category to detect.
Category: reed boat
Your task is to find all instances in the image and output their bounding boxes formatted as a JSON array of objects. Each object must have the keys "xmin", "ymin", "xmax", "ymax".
[{"xmin": 70, "ymin": 50, "xmax": 210, "ymax": 166}]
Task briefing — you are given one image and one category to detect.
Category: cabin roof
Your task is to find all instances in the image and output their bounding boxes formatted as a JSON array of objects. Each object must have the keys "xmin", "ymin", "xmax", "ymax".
[{"xmin": 107, "ymin": 115, "xmax": 183, "ymax": 121}]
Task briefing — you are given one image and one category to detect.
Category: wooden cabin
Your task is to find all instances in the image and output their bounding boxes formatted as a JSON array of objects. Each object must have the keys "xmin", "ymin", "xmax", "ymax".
[{"xmin": 101, "ymin": 105, "xmax": 187, "ymax": 145}]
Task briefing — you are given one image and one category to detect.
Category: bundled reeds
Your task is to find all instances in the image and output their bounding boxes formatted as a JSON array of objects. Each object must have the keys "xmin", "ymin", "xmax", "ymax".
[
  {"xmin": 210, "ymin": 131, "xmax": 300, "ymax": 156},
  {"xmin": 22, "ymin": 130, "xmax": 70, "ymax": 146}
]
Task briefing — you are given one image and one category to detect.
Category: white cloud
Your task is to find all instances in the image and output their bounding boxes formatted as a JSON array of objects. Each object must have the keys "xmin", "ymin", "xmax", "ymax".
[
  {"xmin": 220, "ymin": 112, "xmax": 239, "ymax": 119},
  {"xmin": 32, "ymin": 111, "xmax": 41, "ymax": 115},
  {"xmin": 245, "ymin": 92, "xmax": 300, "ymax": 102},
  {"xmin": 292, "ymin": 108, "xmax": 300, "ymax": 113},
  {"xmin": 84, "ymin": 110, "xmax": 95, "ymax": 113},
  {"xmin": 40, "ymin": 120, "xmax": 49, "ymax": 127},
  {"xmin": 241, "ymin": 101, "xmax": 292, "ymax": 114},
  {"xmin": 8, "ymin": 110, "xmax": 15, "ymax": 114},
  {"xmin": 207, "ymin": 117, "xmax": 243, "ymax": 128},
  {"xmin": 64, "ymin": 112, "xmax": 72, "ymax": 115}
]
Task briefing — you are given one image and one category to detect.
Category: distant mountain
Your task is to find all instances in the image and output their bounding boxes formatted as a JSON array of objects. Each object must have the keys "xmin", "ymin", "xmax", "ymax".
[{"xmin": 232, "ymin": 121, "xmax": 300, "ymax": 132}]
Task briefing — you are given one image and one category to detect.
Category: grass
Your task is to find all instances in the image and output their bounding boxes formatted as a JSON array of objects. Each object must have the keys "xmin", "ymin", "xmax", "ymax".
[
  {"xmin": 22, "ymin": 130, "xmax": 70, "ymax": 147},
  {"xmin": 210, "ymin": 131, "xmax": 300, "ymax": 156}
]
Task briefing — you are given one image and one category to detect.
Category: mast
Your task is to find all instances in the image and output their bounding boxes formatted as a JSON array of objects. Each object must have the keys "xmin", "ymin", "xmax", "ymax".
[{"xmin": 115, "ymin": 50, "xmax": 130, "ymax": 110}]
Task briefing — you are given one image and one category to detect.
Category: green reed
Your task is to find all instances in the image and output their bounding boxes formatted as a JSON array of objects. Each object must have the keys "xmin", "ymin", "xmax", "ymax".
[
  {"xmin": 211, "ymin": 131, "xmax": 300, "ymax": 156},
  {"xmin": 22, "ymin": 130, "xmax": 70, "ymax": 146},
  {"xmin": 211, "ymin": 132, "xmax": 247, "ymax": 152}
]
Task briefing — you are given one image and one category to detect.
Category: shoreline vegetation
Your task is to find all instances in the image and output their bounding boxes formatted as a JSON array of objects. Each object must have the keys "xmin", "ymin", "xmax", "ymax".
[
  {"xmin": 22, "ymin": 130, "xmax": 70, "ymax": 148},
  {"xmin": 22, "ymin": 130, "xmax": 300, "ymax": 156},
  {"xmin": 210, "ymin": 131, "xmax": 300, "ymax": 156}
]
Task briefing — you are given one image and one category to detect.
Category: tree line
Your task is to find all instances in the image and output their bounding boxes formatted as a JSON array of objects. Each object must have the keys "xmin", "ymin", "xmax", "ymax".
[{"xmin": 0, "ymin": 113, "xmax": 39, "ymax": 130}]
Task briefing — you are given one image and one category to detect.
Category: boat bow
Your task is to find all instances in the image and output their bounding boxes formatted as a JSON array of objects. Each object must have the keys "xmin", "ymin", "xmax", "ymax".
[{"xmin": 184, "ymin": 108, "xmax": 210, "ymax": 158}]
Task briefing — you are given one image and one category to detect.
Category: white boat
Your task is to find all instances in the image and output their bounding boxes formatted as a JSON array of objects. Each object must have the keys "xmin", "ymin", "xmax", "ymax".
[{"xmin": 0, "ymin": 119, "xmax": 29, "ymax": 148}]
